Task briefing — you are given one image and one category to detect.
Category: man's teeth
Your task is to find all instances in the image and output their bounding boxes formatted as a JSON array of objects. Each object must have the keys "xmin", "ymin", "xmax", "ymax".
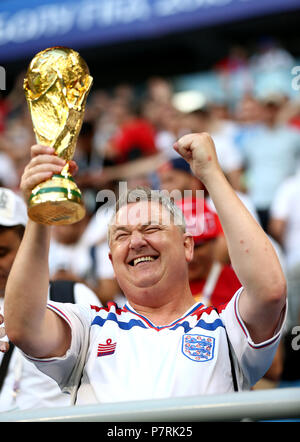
[{"xmin": 133, "ymin": 256, "xmax": 155, "ymax": 266}]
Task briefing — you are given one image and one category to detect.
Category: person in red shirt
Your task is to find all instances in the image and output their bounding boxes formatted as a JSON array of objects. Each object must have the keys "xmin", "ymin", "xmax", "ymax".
[
  {"xmin": 105, "ymin": 99, "xmax": 157, "ymax": 164},
  {"xmin": 177, "ymin": 197, "xmax": 241, "ymax": 307}
]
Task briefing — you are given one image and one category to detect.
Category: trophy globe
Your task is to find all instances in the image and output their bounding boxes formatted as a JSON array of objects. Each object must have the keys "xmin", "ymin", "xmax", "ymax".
[{"xmin": 24, "ymin": 46, "xmax": 93, "ymax": 225}]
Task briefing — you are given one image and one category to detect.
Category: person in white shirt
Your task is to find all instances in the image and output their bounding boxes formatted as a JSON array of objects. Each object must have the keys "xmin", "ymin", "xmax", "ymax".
[
  {"xmin": 0, "ymin": 187, "xmax": 101, "ymax": 411},
  {"xmin": 269, "ymin": 170, "xmax": 300, "ymax": 272},
  {"xmin": 4, "ymin": 134, "xmax": 286, "ymax": 404},
  {"xmin": 269, "ymin": 170, "xmax": 300, "ymax": 327}
]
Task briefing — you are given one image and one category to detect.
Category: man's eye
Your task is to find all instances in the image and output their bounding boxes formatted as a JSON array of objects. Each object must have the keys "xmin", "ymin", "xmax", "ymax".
[
  {"xmin": 145, "ymin": 226, "xmax": 160, "ymax": 233},
  {"xmin": 115, "ymin": 233, "xmax": 128, "ymax": 240}
]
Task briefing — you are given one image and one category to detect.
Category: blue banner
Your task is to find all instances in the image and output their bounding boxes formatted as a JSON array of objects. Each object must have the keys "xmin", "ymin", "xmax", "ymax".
[{"xmin": 0, "ymin": 0, "xmax": 299, "ymax": 62}]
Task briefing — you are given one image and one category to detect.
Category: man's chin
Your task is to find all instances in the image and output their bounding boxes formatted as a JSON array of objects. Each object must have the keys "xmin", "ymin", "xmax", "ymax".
[{"xmin": 122, "ymin": 276, "xmax": 160, "ymax": 293}]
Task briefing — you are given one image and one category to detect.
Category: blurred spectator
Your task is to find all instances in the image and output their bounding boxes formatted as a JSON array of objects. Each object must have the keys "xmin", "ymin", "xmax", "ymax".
[
  {"xmin": 102, "ymin": 97, "xmax": 157, "ymax": 165},
  {"xmin": 84, "ymin": 89, "xmax": 112, "ymax": 124},
  {"xmin": 74, "ymin": 121, "xmax": 102, "ymax": 173},
  {"xmin": 146, "ymin": 76, "xmax": 174, "ymax": 105},
  {"xmin": 206, "ymin": 101, "xmax": 244, "ymax": 192},
  {"xmin": 154, "ymin": 102, "xmax": 187, "ymax": 160},
  {"xmin": 158, "ymin": 157, "xmax": 205, "ymax": 199},
  {"xmin": 142, "ymin": 78, "xmax": 191, "ymax": 161},
  {"xmin": 269, "ymin": 168, "xmax": 300, "ymax": 327},
  {"xmin": 268, "ymin": 166, "xmax": 300, "ymax": 389},
  {"xmin": 173, "ymin": 99, "xmax": 244, "ymax": 191},
  {"xmin": 238, "ymin": 93, "xmax": 300, "ymax": 231},
  {"xmin": 0, "ymin": 71, "xmax": 26, "ymax": 134},
  {"xmin": 215, "ymin": 45, "xmax": 250, "ymax": 76},
  {"xmin": 0, "ymin": 72, "xmax": 34, "ymax": 190},
  {"xmin": 214, "ymin": 45, "xmax": 253, "ymax": 104},
  {"xmin": 0, "ymin": 93, "xmax": 10, "ymax": 135},
  {"xmin": 234, "ymin": 94, "xmax": 265, "ymax": 138},
  {"xmin": 0, "ymin": 152, "xmax": 19, "ymax": 189},
  {"xmin": 49, "ymin": 214, "xmax": 94, "ymax": 286},
  {"xmin": 73, "ymin": 121, "xmax": 104, "ymax": 213},
  {"xmin": 113, "ymin": 83, "xmax": 136, "ymax": 104},
  {"xmin": 0, "ymin": 104, "xmax": 34, "ymax": 189},
  {"xmin": 177, "ymin": 197, "xmax": 242, "ymax": 307},
  {"xmin": 277, "ymin": 98, "xmax": 300, "ymax": 131},
  {"xmin": 266, "ymin": 169, "xmax": 300, "ymax": 389},
  {"xmin": 250, "ymin": 37, "xmax": 295, "ymax": 73}
]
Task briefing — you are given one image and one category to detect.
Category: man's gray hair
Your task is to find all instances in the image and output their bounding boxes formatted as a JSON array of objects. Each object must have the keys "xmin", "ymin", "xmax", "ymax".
[{"xmin": 107, "ymin": 186, "xmax": 186, "ymax": 244}]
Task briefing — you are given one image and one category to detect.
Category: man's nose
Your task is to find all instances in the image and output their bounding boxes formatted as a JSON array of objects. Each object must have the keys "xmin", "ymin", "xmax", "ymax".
[{"xmin": 129, "ymin": 230, "xmax": 147, "ymax": 249}]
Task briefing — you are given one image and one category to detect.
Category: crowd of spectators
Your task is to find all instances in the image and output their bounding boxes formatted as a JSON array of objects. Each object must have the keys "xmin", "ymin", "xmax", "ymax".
[{"xmin": 1, "ymin": 38, "xmax": 300, "ymax": 392}]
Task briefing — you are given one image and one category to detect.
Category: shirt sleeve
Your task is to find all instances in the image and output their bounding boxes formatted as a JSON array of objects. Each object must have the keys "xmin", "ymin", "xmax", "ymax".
[
  {"xmin": 22, "ymin": 301, "xmax": 92, "ymax": 394},
  {"xmin": 219, "ymin": 288, "xmax": 287, "ymax": 388}
]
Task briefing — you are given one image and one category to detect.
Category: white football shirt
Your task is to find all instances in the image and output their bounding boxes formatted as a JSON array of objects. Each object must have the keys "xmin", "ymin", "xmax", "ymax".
[{"xmin": 24, "ymin": 288, "xmax": 285, "ymax": 405}]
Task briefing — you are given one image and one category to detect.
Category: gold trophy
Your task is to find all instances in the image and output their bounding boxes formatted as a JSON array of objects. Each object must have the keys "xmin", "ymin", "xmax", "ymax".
[{"xmin": 23, "ymin": 46, "xmax": 93, "ymax": 225}]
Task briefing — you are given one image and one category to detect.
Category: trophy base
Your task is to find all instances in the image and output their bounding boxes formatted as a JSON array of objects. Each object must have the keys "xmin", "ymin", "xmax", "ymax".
[{"xmin": 28, "ymin": 174, "xmax": 86, "ymax": 225}]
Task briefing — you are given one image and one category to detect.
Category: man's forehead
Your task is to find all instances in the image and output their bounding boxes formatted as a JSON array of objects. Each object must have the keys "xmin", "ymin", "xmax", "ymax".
[{"xmin": 114, "ymin": 200, "xmax": 171, "ymax": 226}]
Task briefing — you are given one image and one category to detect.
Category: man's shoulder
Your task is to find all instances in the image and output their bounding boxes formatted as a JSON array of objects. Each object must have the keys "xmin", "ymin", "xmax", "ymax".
[{"xmin": 189, "ymin": 304, "xmax": 226, "ymax": 332}]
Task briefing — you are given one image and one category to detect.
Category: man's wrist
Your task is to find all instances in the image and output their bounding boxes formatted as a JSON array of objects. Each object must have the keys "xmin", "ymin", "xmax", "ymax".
[{"xmin": 194, "ymin": 165, "xmax": 224, "ymax": 189}]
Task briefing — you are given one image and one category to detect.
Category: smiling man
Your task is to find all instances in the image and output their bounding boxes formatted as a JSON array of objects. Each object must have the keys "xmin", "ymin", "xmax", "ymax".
[
  {"xmin": 4, "ymin": 133, "xmax": 287, "ymax": 403},
  {"xmin": 107, "ymin": 191, "xmax": 195, "ymax": 325}
]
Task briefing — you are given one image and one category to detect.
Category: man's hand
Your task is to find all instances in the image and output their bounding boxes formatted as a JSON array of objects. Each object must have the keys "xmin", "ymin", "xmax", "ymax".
[
  {"xmin": 20, "ymin": 144, "xmax": 78, "ymax": 203},
  {"xmin": 174, "ymin": 133, "xmax": 222, "ymax": 182}
]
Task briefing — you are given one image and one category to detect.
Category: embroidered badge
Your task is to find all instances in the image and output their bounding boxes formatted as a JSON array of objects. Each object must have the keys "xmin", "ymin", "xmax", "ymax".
[
  {"xmin": 97, "ymin": 339, "xmax": 117, "ymax": 357},
  {"xmin": 182, "ymin": 334, "xmax": 215, "ymax": 362}
]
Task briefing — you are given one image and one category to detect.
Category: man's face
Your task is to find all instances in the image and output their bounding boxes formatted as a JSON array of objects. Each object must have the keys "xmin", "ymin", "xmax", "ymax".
[
  {"xmin": 0, "ymin": 229, "xmax": 22, "ymax": 296},
  {"xmin": 109, "ymin": 201, "xmax": 193, "ymax": 294}
]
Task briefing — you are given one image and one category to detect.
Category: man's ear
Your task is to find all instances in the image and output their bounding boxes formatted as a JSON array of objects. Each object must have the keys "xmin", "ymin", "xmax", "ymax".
[
  {"xmin": 183, "ymin": 233, "xmax": 194, "ymax": 263},
  {"xmin": 108, "ymin": 252, "xmax": 113, "ymax": 263}
]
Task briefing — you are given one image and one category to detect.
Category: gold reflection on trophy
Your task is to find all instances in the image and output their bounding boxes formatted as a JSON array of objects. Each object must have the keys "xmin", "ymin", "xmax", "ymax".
[{"xmin": 24, "ymin": 46, "xmax": 93, "ymax": 225}]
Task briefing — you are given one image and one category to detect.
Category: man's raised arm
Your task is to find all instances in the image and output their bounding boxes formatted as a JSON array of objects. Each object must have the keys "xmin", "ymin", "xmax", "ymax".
[
  {"xmin": 4, "ymin": 145, "xmax": 73, "ymax": 358},
  {"xmin": 174, "ymin": 133, "xmax": 286, "ymax": 344}
]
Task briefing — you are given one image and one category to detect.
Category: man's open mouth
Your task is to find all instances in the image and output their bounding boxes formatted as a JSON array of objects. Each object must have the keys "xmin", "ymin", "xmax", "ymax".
[{"xmin": 128, "ymin": 255, "xmax": 159, "ymax": 266}]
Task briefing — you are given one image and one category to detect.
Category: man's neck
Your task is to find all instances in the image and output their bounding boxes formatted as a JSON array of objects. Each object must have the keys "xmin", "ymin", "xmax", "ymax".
[{"xmin": 126, "ymin": 288, "xmax": 196, "ymax": 327}]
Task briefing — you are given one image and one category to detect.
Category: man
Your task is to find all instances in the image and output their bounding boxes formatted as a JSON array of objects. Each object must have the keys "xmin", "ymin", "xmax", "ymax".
[
  {"xmin": 5, "ymin": 133, "xmax": 286, "ymax": 402},
  {"xmin": 0, "ymin": 187, "xmax": 101, "ymax": 411}
]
